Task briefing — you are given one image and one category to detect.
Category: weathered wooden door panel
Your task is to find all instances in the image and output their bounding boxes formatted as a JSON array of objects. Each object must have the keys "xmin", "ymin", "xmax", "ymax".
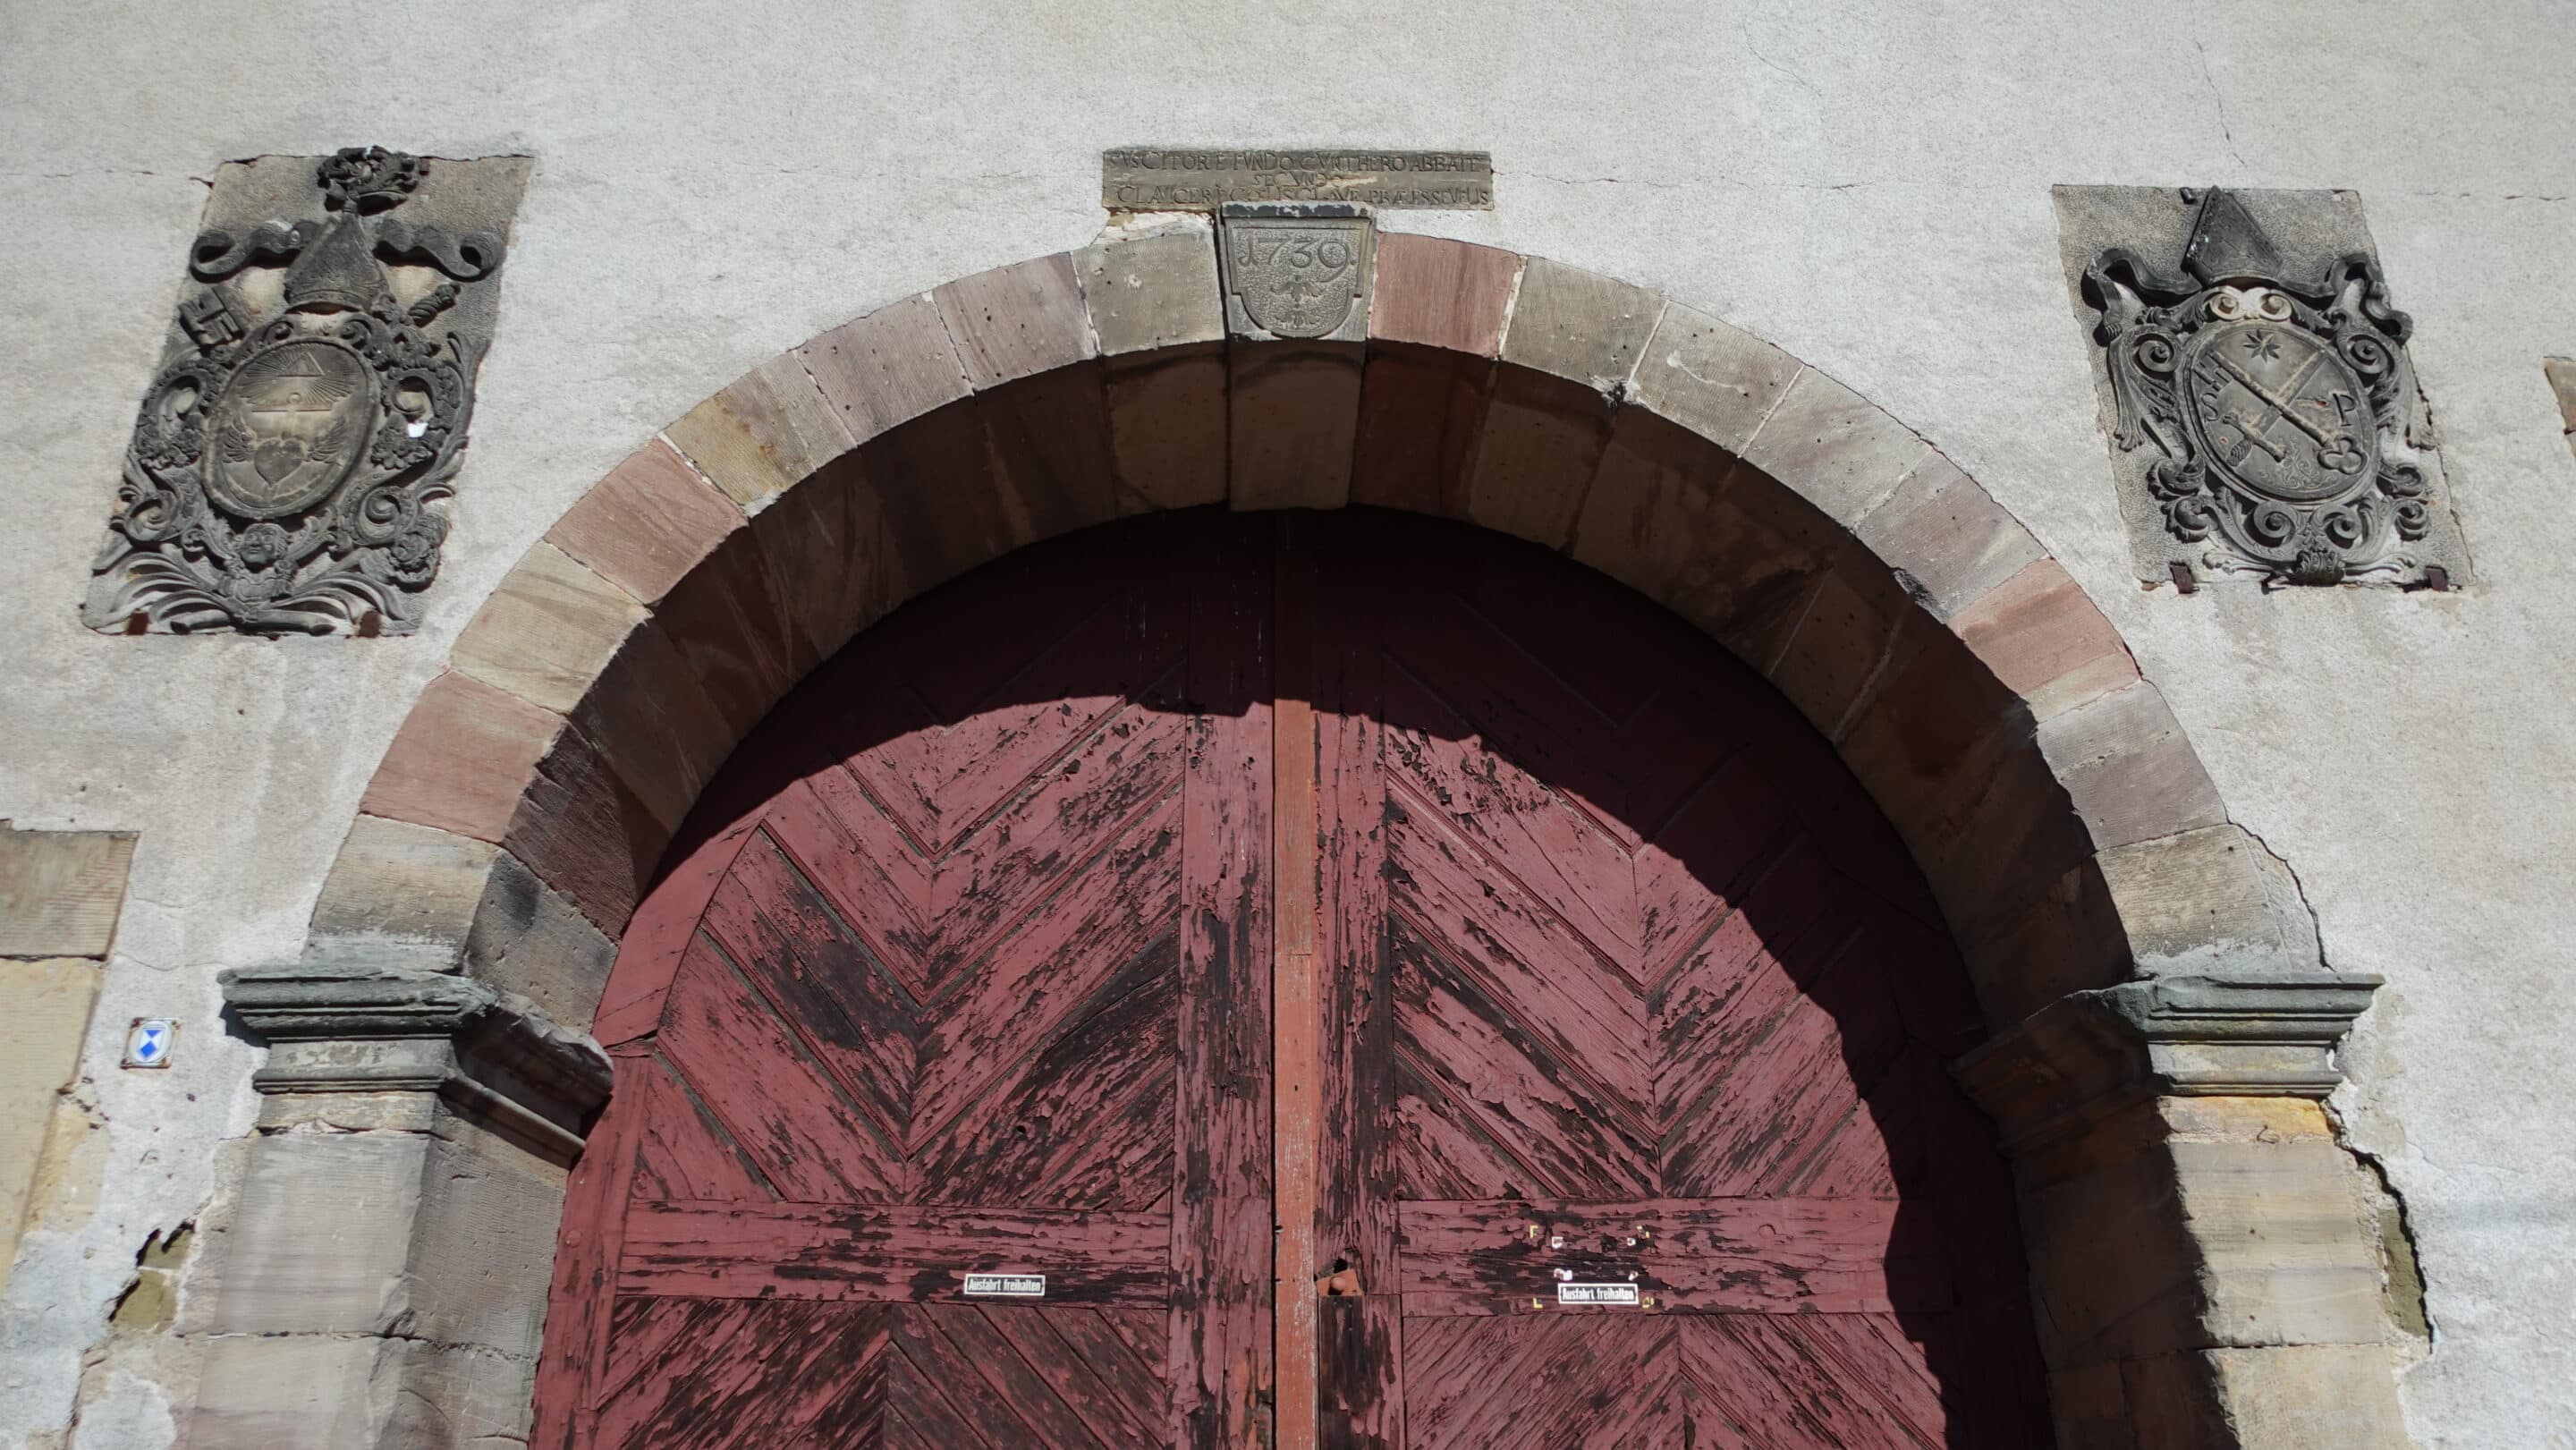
[
  {"xmin": 1297, "ymin": 513, "xmax": 2048, "ymax": 1446},
  {"xmin": 534, "ymin": 517, "xmax": 1274, "ymax": 1449},
  {"xmin": 540, "ymin": 510, "xmax": 2046, "ymax": 1447}
]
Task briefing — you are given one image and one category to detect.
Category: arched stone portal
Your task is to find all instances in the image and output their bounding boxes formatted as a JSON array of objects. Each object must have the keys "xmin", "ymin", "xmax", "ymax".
[{"xmin": 198, "ymin": 229, "xmax": 2405, "ymax": 1448}]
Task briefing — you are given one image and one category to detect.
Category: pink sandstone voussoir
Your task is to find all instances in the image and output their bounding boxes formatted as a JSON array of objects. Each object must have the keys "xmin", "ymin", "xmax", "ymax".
[
  {"xmin": 1855, "ymin": 451, "xmax": 2049, "ymax": 620},
  {"xmin": 547, "ymin": 437, "xmax": 748, "ymax": 607},
  {"xmin": 502, "ymin": 718, "xmax": 671, "ymax": 936},
  {"xmin": 359, "ymin": 671, "xmax": 568, "ymax": 845},
  {"xmin": 1948, "ymin": 558, "xmax": 2139, "ymax": 718},
  {"xmin": 2038, "ymin": 681, "xmax": 2232, "ymax": 852},
  {"xmin": 1368, "ymin": 235, "xmax": 1521, "ymax": 356},
  {"xmin": 798, "ymin": 293, "xmax": 976, "ymax": 444},
  {"xmin": 1464, "ymin": 368, "xmax": 1616, "ymax": 550},
  {"xmin": 1352, "ymin": 343, "xmax": 1493, "ymax": 519}
]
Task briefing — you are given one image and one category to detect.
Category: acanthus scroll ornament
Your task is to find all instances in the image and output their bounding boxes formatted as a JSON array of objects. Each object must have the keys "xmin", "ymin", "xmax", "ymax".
[
  {"xmin": 2087, "ymin": 188, "xmax": 2441, "ymax": 588},
  {"xmin": 88, "ymin": 147, "xmax": 516, "ymax": 634}
]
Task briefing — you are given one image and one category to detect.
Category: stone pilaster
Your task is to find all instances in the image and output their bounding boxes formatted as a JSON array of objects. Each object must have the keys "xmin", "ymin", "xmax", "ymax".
[
  {"xmin": 184, "ymin": 966, "xmax": 608, "ymax": 1450},
  {"xmin": 1959, "ymin": 975, "xmax": 2414, "ymax": 1450}
]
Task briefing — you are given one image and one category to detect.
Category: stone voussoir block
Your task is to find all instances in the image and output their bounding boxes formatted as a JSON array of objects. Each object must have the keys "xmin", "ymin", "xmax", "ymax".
[
  {"xmin": 460, "ymin": 850, "xmax": 616, "ymax": 1033},
  {"xmin": 546, "ymin": 436, "xmax": 748, "ymax": 607},
  {"xmin": 2097, "ymin": 824, "xmax": 2326, "ymax": 979},
  {"xmin": 1499, "ymin": 257, "xmax": 1665, "ymax": 395},
  {"xmin": 798, "ymin": 292, "xmax": 975, "ymax": 445},
  {"xmin": 359, "ymin": 671, "xmax": 568, "ymax": 846},
  {"xmin": 1106, "ymin": 346, "xmax": 1228, "ymax": 513},
  {"xmin": 1230, "ymin": 342, "xmax": 1361, "ymax": 512},
  {"xmin": 1765, "ymin": 546, "xmax": 1919, "ymax": 740},
  {"xmin": 2038, "ymin": 681, "xmax": 2231, "ymax": 852},
  {"xmin": 935, "ymin": 252, "xmax": 1098, "ymax": 389},
  {"xmin": 1368, "ymin": 233, "xmax": 1521, "ymax": 357},
  {"xmin": 306, "ymin": 814, "xmax": 502, "ymax": 968},
  {"xmin": 1077, "ymin": 228, "xmax": 1224, "ymax": 357},
  {"xmin": 1570, "ymin": 407, "xmax": 1732, "ymax": 598},
  {"xmin": 644, "ymin": 520, "xmax": 817, "ymax": 744},
  {"xmin": 500, "ymin": 702, "xmax": 674, "ymax": 937},
  {"xmin": 663, "ymin": 350, "xmax": 856, "ymax": 514},
  {"xmin": 571, "ymin": 614, "xmax": 740, "ymax": 837},
  {"xmin": 1351, "ymin": 342, "xmax": 1493, "ymax": 520},
  {"xmin": 1464, "ymin": 367, "xmax": 1616, "ymax": 550},
  {"xmin": 1948, "ymin": 557, "xmax": 2140, "ymax": 720},
  {"xmin": 974, "ymin": 363, "xmax": 1123, "ymax": 540},
  {"xmin": 743, "ymin": 454, "xmax": 906, "ymax": 662},
  {"xmin": 1740, "ymin": 365, "xmax": 1931, "ymax": 528},
  {"xmin": 1832, "ymin": 611, "xmax": 2038, "ymax": 860},
  {"xmin": 1627, "ymin": 302, "xmax": 1801, "ymax": 457},
  {"xmin": 1572, "ymin": 407, "xmax": 1846, "ymax": 666},
  {"xmin": 450, "ymin": 540, "xmax": 647, "ymax": 717},
  {"xmin": 1854, "ymin": 449, "xmax": 2049, "ymax": 620}
]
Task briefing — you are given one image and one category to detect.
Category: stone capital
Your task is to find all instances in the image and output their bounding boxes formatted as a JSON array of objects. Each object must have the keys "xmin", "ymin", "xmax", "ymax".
[
  {"xmin": 1955, "ymin": 973, "xmax": 2382, "ymax": 1154},
  {"xmin": 221, "ymin": 963, "xmax": 613, "ymax": 1161}
]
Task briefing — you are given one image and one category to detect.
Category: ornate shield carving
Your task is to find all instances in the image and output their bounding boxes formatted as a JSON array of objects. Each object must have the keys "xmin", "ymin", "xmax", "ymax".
[
  {"xmin": 2085, "ymin": 188, "xmax": 2449, "ymax": 588},
  {"xmin": 1219, "ymin": 209, "xmax": 1372, "ymax": 342},
  {"xmin": 205, "ymin": 339, "xmax": 377, "ymax": 519},
  {"xmin": 87, "ymin": 147, "xmax": 523, "ymax": 634}
]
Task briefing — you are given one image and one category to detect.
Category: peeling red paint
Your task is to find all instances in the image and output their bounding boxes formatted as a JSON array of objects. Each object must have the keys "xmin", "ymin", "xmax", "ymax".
[{"xmin": 535, "ymin": 513, "xmax": 2046, "ymax": 1447}]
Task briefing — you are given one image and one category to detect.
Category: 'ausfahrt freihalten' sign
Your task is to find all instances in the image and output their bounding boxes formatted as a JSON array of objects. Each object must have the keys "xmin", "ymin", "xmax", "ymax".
[{"xmin": 1103, "ymin": 148, "xmax": 1493, "ymax": 211}]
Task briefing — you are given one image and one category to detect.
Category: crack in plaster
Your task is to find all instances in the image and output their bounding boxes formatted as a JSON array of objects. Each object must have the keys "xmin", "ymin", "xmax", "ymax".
[
  {"xmin": 2184, "ymin": 0, "xmax": 2249, "ymax": 173},
  {"xmin": 2232, "ymin": 815, "xmax": 2440, "ymax": 1373},
  {"xmin": 2326, "ymin": 1097, "xmax": 2440, "ymax": 1351},
  {"xmin": 0, "ymin": 168, "xmax": 210, "ymax": 186}
]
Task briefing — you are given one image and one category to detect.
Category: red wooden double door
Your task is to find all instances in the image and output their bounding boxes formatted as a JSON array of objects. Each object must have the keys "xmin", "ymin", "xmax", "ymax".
[{"xmin": 535, "ymin": 511, "xmax": 2048, "ymax": 1448}]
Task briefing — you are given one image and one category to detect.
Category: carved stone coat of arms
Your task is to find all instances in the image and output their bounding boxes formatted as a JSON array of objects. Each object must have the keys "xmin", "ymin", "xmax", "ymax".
[
  {"xmin": 1218, "ymin": 205, "xmax": 1374, "ymax": 343},
  {"xmin": 2072, "ymin": 187, "xmax": 2469, "ymax": 589},
  {"xmin": 88, "ymin": 148, "xmax": 528, "ymax": 633}
]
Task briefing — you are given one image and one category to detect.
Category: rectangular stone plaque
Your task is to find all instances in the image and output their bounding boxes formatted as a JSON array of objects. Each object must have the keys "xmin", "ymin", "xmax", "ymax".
[
  {"xmin": 962, "ymin": 1272, "xmax": 1046, "ymax": 1298},
  {"xmin": 1104, "ymin": 148, "xmax": 1492, "ymax": 211}
]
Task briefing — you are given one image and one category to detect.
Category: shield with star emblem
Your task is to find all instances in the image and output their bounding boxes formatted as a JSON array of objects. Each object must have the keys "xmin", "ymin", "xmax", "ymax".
[{"xmin": 2180, "ymin": 318, "xmax": 2373, "ymax": 505}]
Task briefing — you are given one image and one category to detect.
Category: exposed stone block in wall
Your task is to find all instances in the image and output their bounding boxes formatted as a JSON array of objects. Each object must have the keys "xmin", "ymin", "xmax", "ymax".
[
  {"xmin": 0, "ymin": 959, "xmax": 105, "ymax": 1301},
  {"xmin": 0, "ymin": 825, "xmax": 136, "ymax": 1298},
  {"xmin": 85, "ymin": 148, "xmax": 530, "ymax": 634},
  {"xmin": 2055, "ymin": 185, "xmax": 2470, "ymax": 589}
]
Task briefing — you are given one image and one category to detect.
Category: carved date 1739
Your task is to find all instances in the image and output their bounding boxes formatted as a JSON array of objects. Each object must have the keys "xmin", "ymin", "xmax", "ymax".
[{"xmin": 88, "ymin": 147, "xmax": 526, "ymax": 634}]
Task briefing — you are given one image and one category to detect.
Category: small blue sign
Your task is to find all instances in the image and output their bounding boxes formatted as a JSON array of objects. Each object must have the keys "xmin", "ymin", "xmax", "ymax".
[{"xmin": 123, "ymin": 1018, "xmax": 175, "ymax": 1069}]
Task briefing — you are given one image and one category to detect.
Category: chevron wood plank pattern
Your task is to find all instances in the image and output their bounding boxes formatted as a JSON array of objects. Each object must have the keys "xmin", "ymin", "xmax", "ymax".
[
  {"xmin": 538, "ymin": 510, "xmax": 2048, "ymax": 1447},
  {"xmin": 1304, "ymin": 511, "xmax": 2045, "ymax": 1446}
]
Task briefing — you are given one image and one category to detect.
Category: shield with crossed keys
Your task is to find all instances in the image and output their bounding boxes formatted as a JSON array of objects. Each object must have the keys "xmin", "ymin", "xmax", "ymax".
[{"xmin": 2180, "ymin": 320, "xmax": 2374, "ymax": 505}]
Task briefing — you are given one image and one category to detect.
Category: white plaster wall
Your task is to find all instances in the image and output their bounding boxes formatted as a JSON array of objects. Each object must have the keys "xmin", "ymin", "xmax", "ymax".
[{"xmin": 1, "ymin": 2, "xmax": 2568, "ymax": 1444}]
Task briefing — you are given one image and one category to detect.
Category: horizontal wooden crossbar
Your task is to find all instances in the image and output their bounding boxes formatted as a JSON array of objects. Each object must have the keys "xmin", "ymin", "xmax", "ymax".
[
  {"xmin": 1396, "ymin": 1198, "xmax": 1952, "ymax": 1315},
  {"xmin": 618, "ymin": 1201, "xmax": 1172, "ymax": 1305}
]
